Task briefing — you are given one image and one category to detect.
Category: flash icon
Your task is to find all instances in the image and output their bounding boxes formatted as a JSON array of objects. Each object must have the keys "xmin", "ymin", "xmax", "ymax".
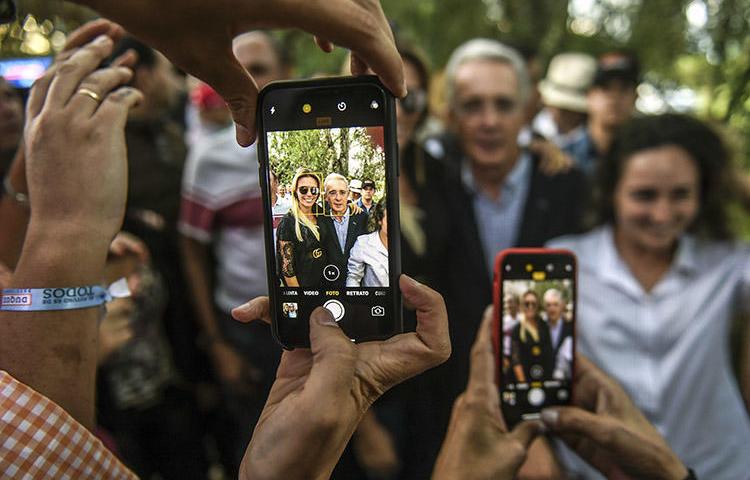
[{"xmin": 270, "ymin": 106, "xmax": 276, "ymax": 115}]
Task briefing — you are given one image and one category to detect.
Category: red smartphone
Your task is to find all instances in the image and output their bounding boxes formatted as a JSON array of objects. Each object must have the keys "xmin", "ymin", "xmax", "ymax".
[{"xmin": 493, "ymin": 248, "xmax": 576, "ymax": 426}]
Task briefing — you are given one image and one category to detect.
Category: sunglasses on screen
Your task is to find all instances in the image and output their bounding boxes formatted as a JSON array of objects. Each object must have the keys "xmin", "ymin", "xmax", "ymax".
[{"xmin": 297, "ymin": 186, "xmax": 320, "ymax": 195}]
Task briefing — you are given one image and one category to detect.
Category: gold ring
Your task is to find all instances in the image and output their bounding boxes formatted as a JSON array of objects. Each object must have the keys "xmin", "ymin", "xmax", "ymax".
[{"xmin": 77, "ymin": 87, "xmax": 102, "ymax": 103}]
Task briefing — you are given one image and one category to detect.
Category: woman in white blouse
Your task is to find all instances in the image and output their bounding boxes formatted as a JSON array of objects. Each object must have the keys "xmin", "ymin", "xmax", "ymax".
[
  {"xmin": 346, "ymin": 199, "xmax": 389, "ymax": 287},
  {"xmin": 548, "ymin": 114, "xmax": 750, "ymax": 479}
]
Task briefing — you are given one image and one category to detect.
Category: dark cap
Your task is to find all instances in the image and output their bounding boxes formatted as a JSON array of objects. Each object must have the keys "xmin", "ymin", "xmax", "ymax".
[
  {"xmin": 362, "ymin": 180, "xmax": 376, "ymax": 189},
  {"xmin": 593, "ymin": 52, "xmax": 640, "ymax": 87}
]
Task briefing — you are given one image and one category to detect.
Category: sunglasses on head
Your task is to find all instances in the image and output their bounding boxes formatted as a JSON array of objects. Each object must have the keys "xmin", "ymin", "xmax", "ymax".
[
  {"xmin": 398, "ymin": 89, "xmax": 427, "ymax": 114},
  {"xmin": 297, "ymin": 186, "xmax": 319, "ymax": 195}
]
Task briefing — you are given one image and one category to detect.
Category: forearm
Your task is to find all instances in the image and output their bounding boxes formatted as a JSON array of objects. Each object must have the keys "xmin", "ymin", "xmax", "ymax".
[
  {"xmin": 179, "ymin": 236, "xmax": 221, "ymax": 338},
  {"xmin": 241, "ymin": 401, "xmax": 364, "ymax": 480},
  {"xmin": 0, "ymin": 224, "xmax": 110, "ymax": 428},
  {"xmin": 75, "ymin": 0, "xmax": 273, "ymax": 37},
  {"xmin": 514, "ymin": 365, "xmax": 526, "ymax": 383}
]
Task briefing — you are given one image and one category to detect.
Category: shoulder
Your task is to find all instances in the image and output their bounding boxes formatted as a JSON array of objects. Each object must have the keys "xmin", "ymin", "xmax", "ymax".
[
  {"xmin": 529, "ymin": 154, "xmax": 587, "ymax": 188},
  {"xmin": 545, "ymin": 226, "xmax": 607, "ymax": 255},
  {"xmin": 350, "ymin": 211, "xmax": 368, "ymax": 224},
  {"xmin": 691, "ymin": 237, "xmax": 750, "ymax": 272},
  {"xmin": 186, "ymin": 129, "xmax": 256, "ymax": 180},
  {"xmin": 277, "ymin": 213, "xmax": 296, "ymax": 234},
  {"xmin": 547, "ymin": 227, "xmax": 607, "ymax": 265}
]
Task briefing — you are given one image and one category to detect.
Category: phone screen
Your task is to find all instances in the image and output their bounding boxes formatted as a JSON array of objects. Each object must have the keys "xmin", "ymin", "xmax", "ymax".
[
  {"xmin": 496, "ymin": 250, "xmax": 576, "ymax": 425},
  {"xmin": 258, "ymin": 77, "xmax": 401, "ymax": 348}
]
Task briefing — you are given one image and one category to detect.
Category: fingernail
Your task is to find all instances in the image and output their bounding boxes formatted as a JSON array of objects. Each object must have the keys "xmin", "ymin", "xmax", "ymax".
[
  {"xmin": 404, "ymin": 275, "xmax": 421, "ymax": 289},
  {"xmin": 541, "ymin": 409, "xmax": 558, "ymax": 427},
  {"xmin": 535, "ymin": 419, "xmax": 548, "ymax": 434},
  {"xmin": 313, "ymin": 307, "xmax": 339, "ymax": 327},
  {"xmin": 235, "ymin": 123, "xmax": 252, "ymax": 147},
  {"xmin": 94, "ymin": 34, "xmax": 112, "ymax": 45}
]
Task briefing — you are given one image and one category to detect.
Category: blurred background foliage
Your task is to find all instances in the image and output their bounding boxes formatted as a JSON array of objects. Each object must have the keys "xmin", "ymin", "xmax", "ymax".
[{"xmin": 2, "ymin": 0, "xmax": 749, "ymax": 224}]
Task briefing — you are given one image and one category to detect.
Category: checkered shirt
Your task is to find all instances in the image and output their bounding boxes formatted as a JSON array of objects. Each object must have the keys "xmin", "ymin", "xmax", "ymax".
[{"xmin": 0, "ymin": 370, "xmax": 137, "ymax": 479}]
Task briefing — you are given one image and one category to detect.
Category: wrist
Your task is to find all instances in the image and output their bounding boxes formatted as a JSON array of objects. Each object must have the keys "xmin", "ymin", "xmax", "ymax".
[{"xmin": 14, "ymin": 226, "xmax": 110, "ymax": 286}]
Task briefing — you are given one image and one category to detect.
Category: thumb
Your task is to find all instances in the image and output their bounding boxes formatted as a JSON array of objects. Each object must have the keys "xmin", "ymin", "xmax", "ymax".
[
  {"xmin": 542, "ymin": 407, "xmax": 627, "ymax": 450},
  {"xmin": 508, "ymin": 420, "xmax": 543, "ymax": 449},
  {"xmin": 307, "ymin": 307, "xmax": 358, "ymax": 394}
]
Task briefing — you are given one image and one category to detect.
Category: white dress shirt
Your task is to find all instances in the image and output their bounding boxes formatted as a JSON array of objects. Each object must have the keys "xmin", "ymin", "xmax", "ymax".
[
  {"xmin": 346, "ymin": 231, "xmax": 389, "ymax": 287},
  {"xmin": 548, "ymin": 225, "xmax": 750, "ymax": 480}
]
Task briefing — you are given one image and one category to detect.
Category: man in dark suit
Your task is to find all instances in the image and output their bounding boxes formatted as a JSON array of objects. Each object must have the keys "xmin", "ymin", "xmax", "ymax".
[
  {"xmin": 543, "ymin": 288, "xmax": 574, "ymax": 380},
  {"xmin": 319, "ymin": 173, "xmax": 368, "ymax": 289},
  {"xmin": 401, "ymin": 38, "xmax": 588, "ymax": 479}
]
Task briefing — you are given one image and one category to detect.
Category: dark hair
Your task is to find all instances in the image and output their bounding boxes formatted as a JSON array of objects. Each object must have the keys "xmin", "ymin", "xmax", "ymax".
[
  {"xmin": 522, "ymin": 290, "xmax": 539, "ymax": 302},
  {"xmin": 110, "ymin": 36, "xmax": 156, "ymax": 69},
  {"xmin": 395, "ymin": 39, "xmax": 431, "ymax": 126},
  {"xmin": 367, "ymin": 197, "xmax": 387, "ymax": 233},
  {"xmin": 593, "ymin": 113, "xmax": 739, "ymax": 240}
]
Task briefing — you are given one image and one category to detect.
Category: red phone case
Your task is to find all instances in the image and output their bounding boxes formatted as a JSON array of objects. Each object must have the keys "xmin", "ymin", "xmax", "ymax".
[{"xmin": 492, "ymin": 248, "xmax": 577, "ymax": 390}]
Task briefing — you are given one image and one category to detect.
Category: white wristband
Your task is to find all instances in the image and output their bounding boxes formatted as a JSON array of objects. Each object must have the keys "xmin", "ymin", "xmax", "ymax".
[{"xmin": 0, "ymin": 278, "xmax": 131, "ymax": 311}]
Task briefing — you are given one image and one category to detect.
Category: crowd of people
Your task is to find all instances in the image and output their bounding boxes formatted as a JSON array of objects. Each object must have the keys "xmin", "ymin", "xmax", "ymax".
[{"xmin": 0, "ymin": 0, "xmax": 749, "ymax": 479}]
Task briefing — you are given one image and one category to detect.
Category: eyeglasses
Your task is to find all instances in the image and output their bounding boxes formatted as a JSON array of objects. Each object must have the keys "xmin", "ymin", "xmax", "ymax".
[
  {"xmin": 398, "ymin": 89, "xmax": 427, "ymax": 114},
  {"xmin": 455, "ymin": 96, "xmax": 518, "ymax": 117},
  {"xmin": 326, "ymin": 189, "xmax": 347, "ymax": 197},
  {"xmin": 523, "ymin": 301, "xmax": 538, "ymax": 308},
  {"xmin": 297, "ymin": 186, "xmax": 319, "ymax": 195}
]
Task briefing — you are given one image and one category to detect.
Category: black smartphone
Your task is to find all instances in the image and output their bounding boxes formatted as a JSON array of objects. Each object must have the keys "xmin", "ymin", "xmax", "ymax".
[
  {"xmin": 257, "ymin": 76, "xmax": 402, "ymax": 349},
  {"xmin": 493, "ymin": 248, "xmax": 576, "ymax": 426}
]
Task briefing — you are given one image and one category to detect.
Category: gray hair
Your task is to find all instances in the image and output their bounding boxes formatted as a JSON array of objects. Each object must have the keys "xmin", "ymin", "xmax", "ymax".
[
  {"xmin": 324, "ymin": 172, "xmax": 349, "ymax": 192},
  {"xmin": 444, "ymin": 38, "xmax": 530, "ymax": 108},
  {"xmin": 543, "ymin": 288, "xmax": 563, "ymax": 305}
]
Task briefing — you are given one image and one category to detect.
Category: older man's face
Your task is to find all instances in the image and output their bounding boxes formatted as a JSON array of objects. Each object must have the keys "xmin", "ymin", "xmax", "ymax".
[
  {"xmin": 450, "ymin": 59, "xmax": 525, "ymax": 170},
  {"xmin": 545, "ymin": 296, "xmax": 562, "ymax": 322},
  {"xmin": 326, "ymin": 178, "xmax": 349, "ymax": 215}
]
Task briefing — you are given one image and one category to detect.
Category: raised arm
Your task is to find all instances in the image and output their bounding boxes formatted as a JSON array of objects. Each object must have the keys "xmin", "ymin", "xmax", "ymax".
[
  {"xmin": 0, "ymin": 21, "xmax": 141, "ymax": 427},
  {"xmin": 74, "ymin": 0, "xmax": 406, "ymax": 146}
]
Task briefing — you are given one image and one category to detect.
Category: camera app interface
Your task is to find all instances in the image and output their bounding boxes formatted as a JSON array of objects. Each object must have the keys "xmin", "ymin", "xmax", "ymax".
[
  {"xmin": 500, "ymin": 259, "xmax": 574, "ymax": 423},
  {"xmin": 267, "ymin": 125, "xmax": 393, "ymax": 340}
]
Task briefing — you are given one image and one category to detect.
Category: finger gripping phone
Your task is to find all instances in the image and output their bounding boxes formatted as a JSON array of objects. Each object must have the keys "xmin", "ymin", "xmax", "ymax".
[
  {"xmin": 257, "ymin": 76, "xmax": 402, "ymax": 349},
  {"xmin": 493, "ymin": 248, "xmax": 576, "ymax": 426}
]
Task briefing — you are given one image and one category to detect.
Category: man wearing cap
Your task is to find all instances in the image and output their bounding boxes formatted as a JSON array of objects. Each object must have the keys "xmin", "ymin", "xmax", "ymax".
[
  {"xmin": 575, "ymin": 51, "xmax": 640, "ymax": 175},
  {"xmin": 358, "ymin": 179, "xmax": 377, "ymax": 213},
  {"xmin": 538, "ymin": 53, "xmax": 596, "ymax": 171}
]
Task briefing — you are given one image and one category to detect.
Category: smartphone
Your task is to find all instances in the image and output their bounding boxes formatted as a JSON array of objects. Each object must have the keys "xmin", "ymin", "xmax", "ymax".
[
  {"xmin": 257, "ymin": 76, "xmax": 402, "ymax": 349},
  {"xmin": 493, "ymin": 248, "xmax": 576, "ymax": 426}
]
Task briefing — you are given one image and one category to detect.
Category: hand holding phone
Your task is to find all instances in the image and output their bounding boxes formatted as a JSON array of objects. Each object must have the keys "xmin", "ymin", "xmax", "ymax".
[
  {"xmin": 233, "ymin": 276, "xmax": 450, "ymax": 480},
  {"xmin": 257, "ymin": 76, "xmax": 402, "ymax": 348},
  {"xmin": 493, "ymin": 248, "xmax": 577, "ymax": 426},
  {"xmin": 434, "ymin": 310, "xmax": 543, "ymax": 480}
]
